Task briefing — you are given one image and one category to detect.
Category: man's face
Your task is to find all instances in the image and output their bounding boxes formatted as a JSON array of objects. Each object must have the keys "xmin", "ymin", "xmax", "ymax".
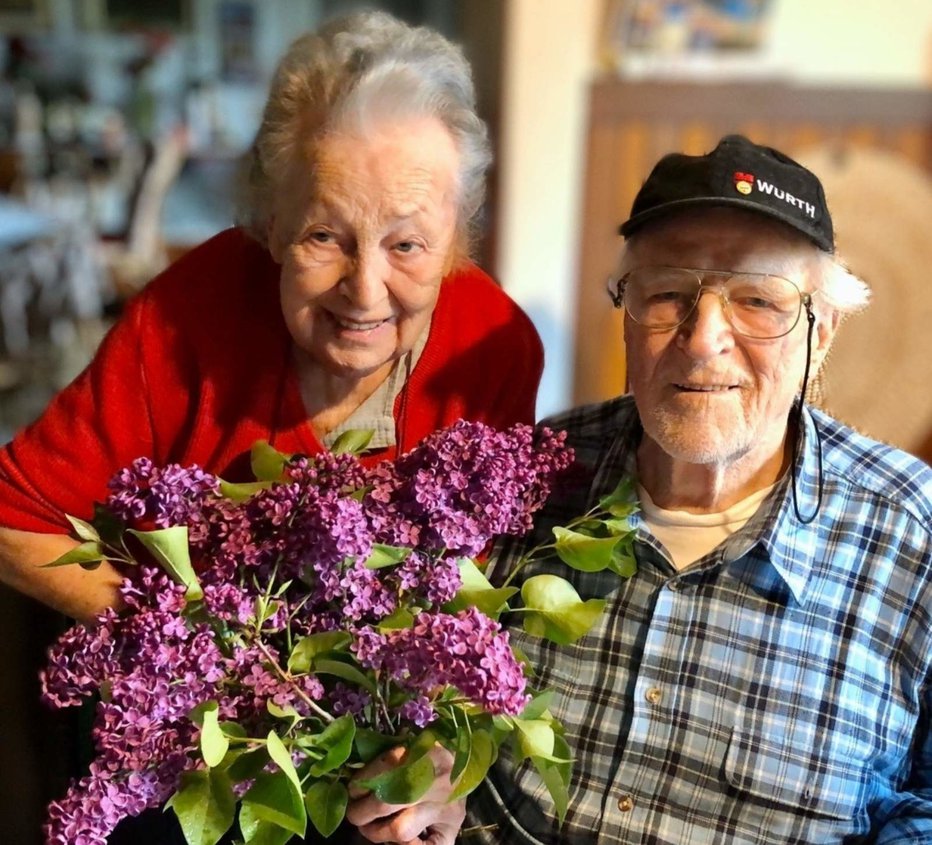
[{"xmin": 621, "ymin": 209, "xmax": 835, "ymax": 472}]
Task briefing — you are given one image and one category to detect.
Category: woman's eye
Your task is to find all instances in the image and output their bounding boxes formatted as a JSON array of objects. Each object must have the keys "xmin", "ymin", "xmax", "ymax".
[
  {"xmin": 393, "ymin": 240, "xmax": 421, "ymax": 255},
  {"xmin": 307, "ymin": 230, "xmax": 336, "ymax": 245}
]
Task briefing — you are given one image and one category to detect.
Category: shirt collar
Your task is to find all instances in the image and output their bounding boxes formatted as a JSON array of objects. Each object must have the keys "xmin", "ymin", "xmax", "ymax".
[
  {"xmin": 606, "ymin": 399, "xmax": 824, "ymax": 605},
  {"xmin": 321, "ymin": 321, "xmax": 431, "ymax": 452},
  {"xmin": 721, "ymin": 405, "xmax": 824, "ymax": 604}
]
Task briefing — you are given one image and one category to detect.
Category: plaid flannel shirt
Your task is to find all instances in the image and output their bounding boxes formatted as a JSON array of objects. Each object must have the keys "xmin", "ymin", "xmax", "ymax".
[{"xmin": 466, "ymin": 395, "xmax": 932, "ymax": 844}]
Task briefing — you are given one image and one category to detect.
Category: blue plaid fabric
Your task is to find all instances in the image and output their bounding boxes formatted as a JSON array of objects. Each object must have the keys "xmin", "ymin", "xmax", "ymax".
[{"xmin": 466, "ymin": 395, "xmax": 932, "ymax": 844}]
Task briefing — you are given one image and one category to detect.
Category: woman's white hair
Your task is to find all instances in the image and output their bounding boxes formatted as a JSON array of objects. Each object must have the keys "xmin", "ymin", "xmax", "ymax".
[{"xmin": 236, "ymin": 11, "xmax": 491, "ymax": 256}]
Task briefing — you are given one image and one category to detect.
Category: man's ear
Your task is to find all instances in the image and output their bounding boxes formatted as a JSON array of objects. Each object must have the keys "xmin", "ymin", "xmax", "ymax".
[{"xmin": 811, "ymin": 307, "xmax": 841, "ymax": 371}]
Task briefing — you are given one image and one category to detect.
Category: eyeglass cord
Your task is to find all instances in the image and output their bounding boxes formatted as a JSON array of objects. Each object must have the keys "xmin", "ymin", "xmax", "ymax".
[{"xmin": 791, "ymin": 306, "xmax": 824, "ymax": 524}]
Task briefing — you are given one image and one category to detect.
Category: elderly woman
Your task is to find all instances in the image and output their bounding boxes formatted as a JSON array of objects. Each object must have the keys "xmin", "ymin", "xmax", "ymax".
[{"xmin": 0, "ymin": 13, "xmax": 542, "ymax": 625}]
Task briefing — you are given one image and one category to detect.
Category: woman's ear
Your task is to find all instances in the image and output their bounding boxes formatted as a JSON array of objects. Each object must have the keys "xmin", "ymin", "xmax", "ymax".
[{"xmin": 267, "ymin": 215, "xmax": 282, "ymax": 263}]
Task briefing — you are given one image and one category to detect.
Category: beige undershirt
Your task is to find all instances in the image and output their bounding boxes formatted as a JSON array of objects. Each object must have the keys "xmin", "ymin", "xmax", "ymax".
[
  {"xmin": 637, "ymin": 481, "xmax": 778, "ymax": 570},
  {"xmin": 321, "ymin": 323, "xmax": 430, "ymax": 451}
]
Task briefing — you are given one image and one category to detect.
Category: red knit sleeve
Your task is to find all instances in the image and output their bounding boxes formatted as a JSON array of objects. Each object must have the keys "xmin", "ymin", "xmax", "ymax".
[{"xmin": 0, "ymin": 290, "xmax": 159, "ymax": 532}]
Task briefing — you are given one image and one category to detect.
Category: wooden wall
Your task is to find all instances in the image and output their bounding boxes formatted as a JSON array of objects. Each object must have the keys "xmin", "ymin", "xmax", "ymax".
[{"xmin": 574, "ymin": 78, "xmax": 932, "ymax": 410}]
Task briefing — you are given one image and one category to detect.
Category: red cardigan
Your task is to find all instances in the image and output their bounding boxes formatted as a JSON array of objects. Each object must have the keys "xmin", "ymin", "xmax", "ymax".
[{"xmin": 0, "ymin": 228, "xmax": 543, "ymax": 533}]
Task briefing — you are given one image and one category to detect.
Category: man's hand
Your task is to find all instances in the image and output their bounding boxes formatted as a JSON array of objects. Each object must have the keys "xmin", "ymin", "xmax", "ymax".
[{"xmin": 346, "ymin": 744, "xmax": 466, "ymax": 845}]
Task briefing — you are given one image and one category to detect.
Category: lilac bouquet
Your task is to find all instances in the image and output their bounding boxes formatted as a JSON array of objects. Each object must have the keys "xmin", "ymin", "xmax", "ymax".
[{"xmin": 40, "ymin": 420, "xmax": 638, "ymax": 845}]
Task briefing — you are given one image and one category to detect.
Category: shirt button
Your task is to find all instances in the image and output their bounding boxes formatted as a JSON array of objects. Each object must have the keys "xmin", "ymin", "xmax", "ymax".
[
  {"xmin": 644, "ymin": 686, "xmax": 662, "ymax": 705},
  {"xmin": 667, "ymin": 579, "xmax": 680, "ymax": 591},
  {"xmin": 617, "ymin": 794, "xmax": 635, "ymax": 812}
]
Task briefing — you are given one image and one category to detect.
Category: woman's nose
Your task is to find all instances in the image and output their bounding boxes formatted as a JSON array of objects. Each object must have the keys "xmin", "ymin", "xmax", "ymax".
[
  {"xmin": 340, "ymin": 248, "xmax": 389, "ymax": 310},
  {"xmin": 676, "ymin": 288, "xmax": 735, "ymax": 358}
]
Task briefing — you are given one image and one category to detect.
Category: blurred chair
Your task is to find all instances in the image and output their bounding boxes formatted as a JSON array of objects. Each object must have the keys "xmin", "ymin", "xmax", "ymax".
[{"xmin": 99, "ymin": 127, "xmax": 189, "ymax": 297}]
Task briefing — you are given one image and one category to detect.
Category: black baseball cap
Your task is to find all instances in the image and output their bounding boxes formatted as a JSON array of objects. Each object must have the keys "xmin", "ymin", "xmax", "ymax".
[{"xmin": 619, "ymin": 134, "xmax": 834, "ymax": 253}]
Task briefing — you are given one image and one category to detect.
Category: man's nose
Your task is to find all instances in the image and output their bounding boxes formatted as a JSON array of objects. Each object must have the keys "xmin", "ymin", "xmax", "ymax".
[{"xmin": 676, "ymin": 288, "xmax": 735, "ymax": 357}]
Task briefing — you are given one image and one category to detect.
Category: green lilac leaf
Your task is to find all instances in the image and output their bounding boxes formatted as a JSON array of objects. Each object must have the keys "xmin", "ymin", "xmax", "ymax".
[
  {"xmin": 403, "ymin": 729, "xmax": 439, "ymax": 766},
  {"xmin": 603, "ymin": 517, "xmax": 635, "ymax": 536},
  {"xmin": 376, "ymin": 607, "xmax": 415, "ymax": 630},
  {"xmin": 200, "ymin": 702, "xmax": 229, "ymax": 768},
  {"xmin": 551, "ymin": 732, "xmax": 573, "ymax": 785},
  {"xmin": 307, "ymin": 715, "xmax": 356, "ymax": 776},
  {"xmin": 354, "ymin": 729, "xmax": 400, "ymax": 763},
  {"xmin": 514, "ymin": 719, "xmax": 556, "ymax": 760},
  {"xmin": 313, "ymin": 658, "xmax": 377, "ymax": 693},
  {"xmin": 40, "ymin": 541, "xmax": 106, "ymax": 569},
  {"xmin": 220, "ymin": 721, "xmax": 247, "ymax": 740},
  {"xmin": 598, "ymin": 476, "xmax": 639, "ymax": 518},
  {"xmin": 355, "ymin": 752, "xmax": 435, "ymax": 805},
  {"xmin": 218, "ymin": 479, "xmax": 271, "ymax": 502},
  {"xmin": 266, "ymin": 701, "xmax": 301, "ymax": 731},
  {"xmin": 609, "ymin": 535, "xmax": 638, "ymax": 578},
  {"xmin": 65, "ymin": 514, "xmax": 100, "ymax": 542},
  {"xmin": 237, "ymin": 805, "xmax": 296, "ymax": 845},
  {"xmin": 532, "ymin": 755, "xmax": 569, "ymax": 824},
  {"xmin": 444, "ymin": 558, "xmax": 518, "ymax": 617},
  {"xmin": 287, "ymin": 632, "xmax": 352, "ymax": 673},
  {"xmin": 240, "ymin": 769, "xmax": 307, "ymax": 837},
  {"xmin": 126, "ymin": 526, "xmax": 203, "ymax": 601},
  {"xmin": 227, "ymin": 747, "xmax": 270, "ymax": 783},
  {"xmin": 330, "ymin": 429, "xmax": 375, "ymax": 456},
  {"xmin": 364, "ymin": 543, "xmax": 411, "ymax": 569},
  {"xmin": 166, "ymin": 769, "xmax": 236, "ymax": 845},
  {"xmin": 450, "ymin": 728, "xmax": 472, "ymax": 784},
  {"xmin": 304, "ymin": 780, "xmax": 348, "ymax": 837},
  {"xmin": 250, "ymin": 441, "xmax": 291, "ymax": 482},
  {"xmin": 449, "ymin": 729, "xmax": 496, "ymax": 800},
  {"xmin": 266, "ymin": 731, "xmax": 304, "ymax": 796},
  {"xmin": 521, "ymin": 575, "xmax": 606, "ymax": 645},
  {"xmin": 552, "ymin": 526, "xmax": 623, "ymax": 572},
  {"xmin": 518, "ymin": 690, "xmax": 555, "ymax": 722}
]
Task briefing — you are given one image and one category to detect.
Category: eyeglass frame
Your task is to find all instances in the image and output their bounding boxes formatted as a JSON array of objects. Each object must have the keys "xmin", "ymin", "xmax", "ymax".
[{"xmin": 607, "ymin": 265, "xmax": 815, "ymax": 340}]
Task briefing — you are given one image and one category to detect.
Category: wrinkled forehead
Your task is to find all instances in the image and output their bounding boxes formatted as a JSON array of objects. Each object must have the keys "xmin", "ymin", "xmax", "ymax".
[{"xmin": 619, "ymin": 207, "xmax": 820, "ymax": 277}]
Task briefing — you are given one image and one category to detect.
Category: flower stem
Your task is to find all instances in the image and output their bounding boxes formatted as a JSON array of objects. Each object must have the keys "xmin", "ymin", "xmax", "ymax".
[{"xmin": 254, "ymin": 639, "xmax": 335, "ymax": 724}]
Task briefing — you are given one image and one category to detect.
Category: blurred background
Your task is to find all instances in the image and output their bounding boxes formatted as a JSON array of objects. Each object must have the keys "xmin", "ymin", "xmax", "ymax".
[{"xmin": 0, "ymin": 1, "xmax": 930, "ymax": 842}]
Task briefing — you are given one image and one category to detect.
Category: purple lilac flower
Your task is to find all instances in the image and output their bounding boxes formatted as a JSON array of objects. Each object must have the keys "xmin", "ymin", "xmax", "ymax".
[
  {"xmin": 44, "ymin": 762, "xmax": 185, "ymax": 845},
  {"xmin": 44, "ymin": 422, "xmax": 574, "ymax": 840},
  {"xmin": 397, "ymin": 695, "xmax": 437, "ymax": 728},
  {"xmin": 363, "ymin": 420, "xmax": 573, "ymax": 557},
  {"xmin": 353, "ymin": 608, "xmax": 530, "ymax": 716},
  {"xmin": 341, "ymin": 560, "xmax": 398, "ymax": 621},
  {"xmin": 106, "ymin": 458, "xmax": 220, "ymax": 528},
  {"xmin": 42, "ymin": 566, "xmax": 229, "ymax": 844},
  {"xmin": 329, "ymin": 682, "xmax": 372, "ymax": 718}
]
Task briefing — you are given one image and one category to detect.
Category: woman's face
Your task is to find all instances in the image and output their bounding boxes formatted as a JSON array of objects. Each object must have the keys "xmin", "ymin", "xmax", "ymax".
[{"xmin": 269, "ymin": 116, "xmax": 461, "ymax": 383}]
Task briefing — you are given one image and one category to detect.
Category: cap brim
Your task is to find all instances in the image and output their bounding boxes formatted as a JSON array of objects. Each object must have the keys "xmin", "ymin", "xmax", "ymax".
[{"xmin": 619, "ymin": 196, "xmax": 834, "ymax": 253}]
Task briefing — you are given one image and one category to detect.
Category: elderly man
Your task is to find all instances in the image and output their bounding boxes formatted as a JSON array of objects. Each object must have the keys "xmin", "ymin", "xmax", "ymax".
[{"xmin": 349, "ymin": 135, "xmax": 932, "ymax": 844}]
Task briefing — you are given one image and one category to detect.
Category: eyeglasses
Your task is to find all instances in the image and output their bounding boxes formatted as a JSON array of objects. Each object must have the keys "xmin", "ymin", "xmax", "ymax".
[{"xmin": 607, "ymin": 266, "xmax": 812, "ymax": 340}]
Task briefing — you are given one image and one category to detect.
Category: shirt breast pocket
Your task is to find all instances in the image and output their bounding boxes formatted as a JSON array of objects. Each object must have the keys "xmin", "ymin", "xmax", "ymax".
[{"xmin": 723, "ymin": 726, "xmax": 868, "ymax": 822}]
